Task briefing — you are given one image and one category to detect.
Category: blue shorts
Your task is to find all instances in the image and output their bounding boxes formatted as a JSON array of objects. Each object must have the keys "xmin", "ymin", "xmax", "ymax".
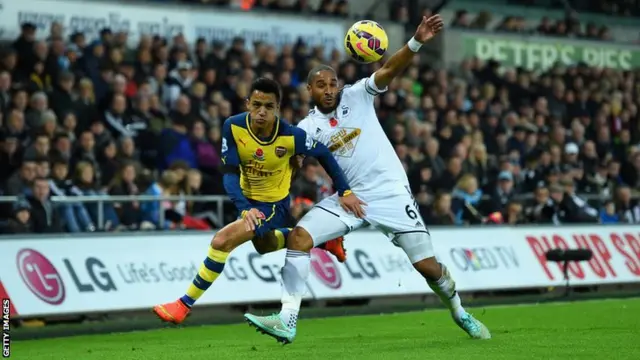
[{"xmin": 243, "ymin": 197, "xmax": 294, "ymax": 238}]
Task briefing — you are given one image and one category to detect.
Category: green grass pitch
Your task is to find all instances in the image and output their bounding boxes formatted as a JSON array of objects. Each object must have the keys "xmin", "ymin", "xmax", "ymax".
[{"xmin": 10, "ymin": 298, "xmax": 640, "ymax": 360}]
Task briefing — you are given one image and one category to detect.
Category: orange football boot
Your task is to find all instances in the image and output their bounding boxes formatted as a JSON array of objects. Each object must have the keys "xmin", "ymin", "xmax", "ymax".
[
  {"xmin": 153, "ymin": 299, "xmax": 190, "ymax": 324},
  {"xmin": 323, "ymin": 236, "xmax": 347, "ymax": 263}
]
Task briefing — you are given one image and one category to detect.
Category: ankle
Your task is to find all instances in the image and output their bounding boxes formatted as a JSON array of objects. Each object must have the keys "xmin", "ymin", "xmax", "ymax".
[
  {"xmin": 280, "ymin": 309, "xmax": 299, "ymax": 328},
  {"xmin": 452, "ymin": 306, "xmax": 467, "ymax": 320}
]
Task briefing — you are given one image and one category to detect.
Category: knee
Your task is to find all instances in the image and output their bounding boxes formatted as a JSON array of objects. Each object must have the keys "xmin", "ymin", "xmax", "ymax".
[
  {"xmin": 413, "ymin": 256, "xmax": 441, "ymax": 279},
  {"xmin": 210, "ymin": 232, "xmax": 235, "ymax": 253},
  {"xmin": 252, "ymin": 238, "xmax": 278, "ymax": 255},
  {"xmin": 287, "ymin": 227, "xmax": 314, "ymax": 252}
]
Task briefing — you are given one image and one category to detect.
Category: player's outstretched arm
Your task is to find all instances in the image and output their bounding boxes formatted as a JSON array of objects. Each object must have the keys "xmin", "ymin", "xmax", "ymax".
[
  {"xmin": 292, "ymin": 127, "xmax": 366, "ymax": 217},
  {"xmin": 373, "ymin": 15, "xmax": 444, "ymax": 90},
  {"xmin": 221, "ymin": 119, "xmax": 260, "ymax": 230}
]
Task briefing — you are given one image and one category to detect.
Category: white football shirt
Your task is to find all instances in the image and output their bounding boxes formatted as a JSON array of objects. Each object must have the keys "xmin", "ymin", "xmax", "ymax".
[{"xmin": 297, "ymin": 75, "xmax": 410, "ymax": 202}]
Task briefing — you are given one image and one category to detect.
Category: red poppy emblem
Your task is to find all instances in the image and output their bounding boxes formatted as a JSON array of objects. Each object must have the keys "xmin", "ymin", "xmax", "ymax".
[
  {"xmin": 253, "ymin": 147, "xmax": 265, "ymax": 161},
  {"xmin": 329, "ymin": 118, "xmax": 338, "ymax": 127}
]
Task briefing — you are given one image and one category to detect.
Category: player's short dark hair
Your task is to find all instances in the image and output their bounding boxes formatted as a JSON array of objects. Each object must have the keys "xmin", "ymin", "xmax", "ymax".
[
  {"xmin": 307, "ymin": 64, "xmax": 336, "ymax": 85},
  {"xmin": 250, "ymin": 77, "xmax": 282, "ymax": 104}
]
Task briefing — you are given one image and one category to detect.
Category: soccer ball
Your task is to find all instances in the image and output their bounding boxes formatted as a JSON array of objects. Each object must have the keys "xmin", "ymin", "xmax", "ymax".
[{"xmin": 344, "ymin": 20, "xmax": 388, "ymax": 64}]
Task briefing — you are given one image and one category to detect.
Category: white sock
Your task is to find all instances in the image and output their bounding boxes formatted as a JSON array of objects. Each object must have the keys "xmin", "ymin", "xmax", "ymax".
[
  {"xmin": 280, "ymin": 249, "xmax": 310, "ymax": 329},
  {"xmin": 427, "ymin": 263, "xmax": 467, "ymax": 320}
]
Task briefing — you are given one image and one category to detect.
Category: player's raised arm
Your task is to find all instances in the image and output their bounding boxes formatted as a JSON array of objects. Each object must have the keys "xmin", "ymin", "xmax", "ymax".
[
  {"xmin": 373, "ymin": 15, "xmax": 443, "ymax": 90},
  {"xmin": 220, "ymin": 118, "xmax": 252, "ymax": 214},
  {"xmin": 292, "ymin": 127, "xmax": 366, "ymax": 218}
]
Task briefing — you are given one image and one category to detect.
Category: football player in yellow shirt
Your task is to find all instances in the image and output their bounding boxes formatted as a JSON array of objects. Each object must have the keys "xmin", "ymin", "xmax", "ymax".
[{"xmin": 153, "ymin": 77, "xmax": 364, "ymax": 324}]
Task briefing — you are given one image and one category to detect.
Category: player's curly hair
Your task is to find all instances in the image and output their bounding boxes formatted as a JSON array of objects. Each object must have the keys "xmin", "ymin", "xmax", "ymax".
[{"xmin": 250, "ymin": 77, "xmax": 282, "ymax": 104}]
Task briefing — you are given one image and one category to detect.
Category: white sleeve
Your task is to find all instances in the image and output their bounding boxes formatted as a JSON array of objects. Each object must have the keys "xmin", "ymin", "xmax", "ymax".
[
  {"xmin": 296, "ymin": 118, "xmax": 315, "ymax": 139},
  {"xmin": 343, "ymin": 73, "xmax": 388, "ymax": 103}
]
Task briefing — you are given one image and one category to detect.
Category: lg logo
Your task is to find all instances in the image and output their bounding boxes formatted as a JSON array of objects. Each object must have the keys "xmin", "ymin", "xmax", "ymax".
[
  {"xmin": 310, "ymin": 248, "xmax": 342, "ymax": 289},
  {"xmin": 16, "ymin": 249, "xmax": 66, "ymax": 305}
]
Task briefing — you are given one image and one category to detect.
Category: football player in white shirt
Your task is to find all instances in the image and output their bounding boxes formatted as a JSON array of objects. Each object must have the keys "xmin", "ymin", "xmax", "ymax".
[{"xmin": 245, "ymin": 15, "xmax": 491, "ymax": 343}]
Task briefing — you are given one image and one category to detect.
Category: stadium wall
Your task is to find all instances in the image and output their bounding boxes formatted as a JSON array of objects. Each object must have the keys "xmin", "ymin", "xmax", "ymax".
[
  {"xmin": 1, "ymin": 226, "xmax": 640, "ymax": 319},
  {"xmin": 0, "ymin": 0, "xmax": 406, "ymax": 54}
]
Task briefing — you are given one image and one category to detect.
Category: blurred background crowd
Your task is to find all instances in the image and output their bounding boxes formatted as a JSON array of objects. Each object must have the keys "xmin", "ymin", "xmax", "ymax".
[{"xmin": 0, "ymin": 0, "xmax": 639, "ymax": 235}]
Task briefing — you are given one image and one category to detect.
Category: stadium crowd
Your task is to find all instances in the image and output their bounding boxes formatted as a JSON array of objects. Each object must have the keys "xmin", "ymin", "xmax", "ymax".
[
  {"xmin": 449, "ymin": 10, "xmax": 614, "ymax": 41},
  {"xmin": 0, "ymin": 7, "xmax": 639, "ymax": 234}
]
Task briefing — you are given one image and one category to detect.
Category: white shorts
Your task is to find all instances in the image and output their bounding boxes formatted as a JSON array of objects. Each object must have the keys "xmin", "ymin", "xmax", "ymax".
[{"xmin": 297, "ymin": 192, "xmax": 435, "ymax": 263}]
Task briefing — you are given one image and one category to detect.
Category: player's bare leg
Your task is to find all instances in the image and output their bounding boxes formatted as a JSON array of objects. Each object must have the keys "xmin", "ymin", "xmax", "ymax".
[
  {"xmin": 401, "ymin": 234, "xmax": 491, "ymax": 340},
  {"xmin": 244, "ymin": 226, "xmax": 314, "ymax": 343},
  {"xmin": 153, "ymin": 219, "xmax": 255, "ymax": 324}
]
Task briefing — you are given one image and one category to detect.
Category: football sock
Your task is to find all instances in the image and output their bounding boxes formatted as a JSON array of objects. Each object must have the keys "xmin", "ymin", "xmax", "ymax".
[
  {"xmin": 181, "ymin": 246, "xmax": 229, "ymax": 308},
  {"xmin": 274, "ymin": 228, "xmax": 291, "ymax": 250},
  {"xmin": 280, "ymin": 249, "xmax": 310, "ymax": 329},
  {"xmin": 426, "ymin": 263, "xmax": 467, "ymax": 320}
]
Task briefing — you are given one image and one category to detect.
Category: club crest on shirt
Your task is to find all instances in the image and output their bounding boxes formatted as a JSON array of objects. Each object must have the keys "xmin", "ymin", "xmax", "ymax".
[
  {"xmin": 275, "ymin": 146, "xmax": 287, "ymax": 158},
  {"xmin": 340, "ymin": 105, "xmax": 350, "ymax": 118},
  {"xmin": 253, "ymin": 148, "xmax": 265, "ymax": 161}
]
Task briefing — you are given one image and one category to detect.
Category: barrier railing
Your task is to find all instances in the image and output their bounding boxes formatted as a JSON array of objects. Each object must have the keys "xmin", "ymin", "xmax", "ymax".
[{"xmin": 0, "ymin": 195, "xmax": 229, "ymax": 230}]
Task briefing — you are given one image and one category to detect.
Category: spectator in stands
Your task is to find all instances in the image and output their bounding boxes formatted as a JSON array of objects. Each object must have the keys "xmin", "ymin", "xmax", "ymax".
[
  {"xmin": 0, "ymin": 199, "xmax": 32, "ymax": 234},
  {"xmin": 190, "ymin": 119, "xmax": 220, "ymax": 174},
  {"xmin": 34, "ymin": 156, "xmax": 50, "ymax": 179},
  {"xmin": 140, "ymin": 170, "xmax": 180, "ymax": 230},
  {"xmin": 541, "ymin": 180, "xmax": 599, "ymax": 224},
  {"xmin": 10, "ymin": 89, "xmax": 28, "ymax": 120},
  {"xmin": 485, "ymin": 170, "xmax": 516, "ymax": 213},
  {"xmin": 0, "ymin": 133, "xmax": 22, "ymax": 186},
  {"xmin": 109, "ymin": 162, "xmax": 142, "ymax": 230},
  {"xmin": 615, "ymin": 185, "xmax": 640, "ymax": 223},
  {"xmin": 0, "ymin": 71, "xmax": 12, "ymax": 113},
  {"xmin": 503, "ymin": 201, "xmax": 524, "ymax": 225},
  {"xmin": 451, "ymin": 174, "xmax": 484, "ymax": 225},
  {"xmin": 60, "ymin": 113, "xmax": 78, "ymax": 143},
  {"xmin": 600, "ymin": 200, "xmax": 620, "ymax": 224},
  {"xmin": 117, "ymin": 136, "xmax": 143, "ymax": 175},
  {"xmin": 424, "ymin": 191, "xmax": 455, "ymax": 225},
  {"xmin": 451, "ymin": 10, "xmax": 470, "ymax": 28},
  {"xmin": 49, "ymin": 71, "xmax": 76, "ymax": 120},
  {"xmin": 5, "ymin": 109, "xmax": 28, "ymax": 145},
  {"xmin": 4, "ymin": 158, "xmax": 37, "ymax": 196},
  {"xmin": 74, "ymin": 78, "xmax": 98, "ymax": 132},
  {"xmin": 98, "ymin": 139, "xmax": 119, "ymax": 186},
  {"xmin": 49, "ymin": 157, "xmax": 95, "ymax": 233},
  {"xmin": 25, "ymin": 177, "xmax": 63, "ymax": 233},
  {"xmin": 434, "ymin": 156, "xmax": 464, "ymax": 192},
  {"xmin": 23, "ymin": 133, "xmax": 50, "ymax": 160},
  {"xmin": 621, "ymin": 151, "xmax": 640, "ymax": 189},
  {"xmin": 424, "ymin": 138, "xmax": 445, "ymax": 177},
  {"xmin": 72, "ymin": 161, "xmax": 119, "ymax": 229},
  {"xmin": 158, "ymin": 108, "xmax": 197, "ymax": 171},
  {"xmin": 465, "ymin": 143, "xmax": 491, "ymax": 188}
]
